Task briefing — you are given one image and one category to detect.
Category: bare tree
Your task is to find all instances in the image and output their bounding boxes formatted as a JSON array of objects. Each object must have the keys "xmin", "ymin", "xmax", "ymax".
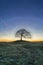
[{"xmin": 15, "ymin": 29, "xmax": 32, "ymax": 41}]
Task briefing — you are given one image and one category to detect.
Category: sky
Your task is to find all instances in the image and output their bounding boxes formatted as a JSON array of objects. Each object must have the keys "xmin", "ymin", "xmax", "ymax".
[{"xmin": 0, "ymin": 0, "xmax": 43, "ymax": 42}]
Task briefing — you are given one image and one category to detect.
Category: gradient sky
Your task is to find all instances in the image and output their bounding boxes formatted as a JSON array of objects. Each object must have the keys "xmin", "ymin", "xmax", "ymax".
[{"xmin": 0, "ymin": 0, "xmax": 43, "ymax": 42}]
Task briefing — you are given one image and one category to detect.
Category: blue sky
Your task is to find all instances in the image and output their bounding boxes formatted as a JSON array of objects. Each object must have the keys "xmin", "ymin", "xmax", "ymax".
[{"xmin": 0, "ymin": 0, "xmax": 43, "ymax": 41}]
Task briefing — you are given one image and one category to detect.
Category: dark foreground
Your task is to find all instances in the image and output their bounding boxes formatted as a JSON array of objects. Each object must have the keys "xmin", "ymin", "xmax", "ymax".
[{"xmin": 0, "ymin": 41, "xmax": 43, "ymax": 65}]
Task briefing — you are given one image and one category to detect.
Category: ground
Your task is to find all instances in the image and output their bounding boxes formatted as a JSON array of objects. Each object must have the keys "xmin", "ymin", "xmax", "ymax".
[{"xmin": 0, "ymin": 41, "xmax": 43, "ymax": 65}]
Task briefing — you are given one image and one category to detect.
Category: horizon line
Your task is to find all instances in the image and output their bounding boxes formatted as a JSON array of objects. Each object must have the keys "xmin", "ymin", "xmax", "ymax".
[{"xmin": 0, "ymin": 39, "xmax": 43, "ymax": 42}]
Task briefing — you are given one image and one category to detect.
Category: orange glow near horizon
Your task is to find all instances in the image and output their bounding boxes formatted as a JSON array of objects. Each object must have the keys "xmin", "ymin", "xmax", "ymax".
[{"xmin": 0, "ymin": 38, "xmax": 43, "ymax": 42}]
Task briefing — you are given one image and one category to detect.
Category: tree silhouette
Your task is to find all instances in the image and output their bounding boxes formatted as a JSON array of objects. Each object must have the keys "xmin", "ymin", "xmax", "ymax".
[{"xmin": 15, "ymin": 29, "xmax": 32, "ymax": 41}]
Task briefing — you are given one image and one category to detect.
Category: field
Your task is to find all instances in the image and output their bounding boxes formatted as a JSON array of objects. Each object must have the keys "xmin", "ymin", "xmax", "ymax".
[{"xmin": 0, "ymin": 41, "xmax": 43, "ymax": 65}]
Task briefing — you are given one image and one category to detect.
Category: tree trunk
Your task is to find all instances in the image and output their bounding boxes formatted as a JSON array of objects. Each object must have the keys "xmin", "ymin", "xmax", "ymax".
[{"xmin": 21, "ymin": 34, "xmax": 22, "ymax": 41}]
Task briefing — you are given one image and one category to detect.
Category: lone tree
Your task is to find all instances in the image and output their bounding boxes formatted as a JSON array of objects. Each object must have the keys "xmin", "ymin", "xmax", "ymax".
[{"xmin": 15, "ymin": 29, "xmax": 32, "ymax": 41}]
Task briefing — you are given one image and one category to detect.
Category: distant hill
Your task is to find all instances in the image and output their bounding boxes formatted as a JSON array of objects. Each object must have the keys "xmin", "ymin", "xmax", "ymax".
[{"xmin": 0, "ymin": 40, "xmax": 43, "ymax": 46}]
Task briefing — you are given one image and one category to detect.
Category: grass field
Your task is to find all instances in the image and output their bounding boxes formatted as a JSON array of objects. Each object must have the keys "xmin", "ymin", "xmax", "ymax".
[{"xmin": 0, "ymin": 41, "xmax": 43, "ymax": 65}]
